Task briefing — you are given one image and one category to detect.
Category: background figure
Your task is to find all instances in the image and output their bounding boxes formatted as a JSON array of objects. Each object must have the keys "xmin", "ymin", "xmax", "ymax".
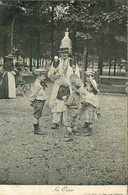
[{"xmin": 0, "ymin": 55, "xmax": 16, "ymax": 99}]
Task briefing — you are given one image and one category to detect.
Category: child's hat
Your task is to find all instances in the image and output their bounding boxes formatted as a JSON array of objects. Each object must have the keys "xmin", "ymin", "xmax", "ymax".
[
  {"xmin": 5, "ymin": 54, "xmax": 13, "ymax": 60},
  {"xmin": 90, "ymin": 77, "xmax": 100, "ymax": 92},
  {"xmin": 70, "ymin": 74, "xmax": 82, "ymax": 89},
  {"xmin": 85, "ymin": 70, "xmax": 95, "ymax": 76},
  {"xmin": 34, "ymin": 68, "xmax": 47, "ymax": 75}
]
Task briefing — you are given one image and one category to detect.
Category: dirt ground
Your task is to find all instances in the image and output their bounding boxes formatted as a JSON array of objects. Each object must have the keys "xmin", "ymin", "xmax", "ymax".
[{"xmin": 0, "ymin": 81, "xmax": 127, "ymax": 185}]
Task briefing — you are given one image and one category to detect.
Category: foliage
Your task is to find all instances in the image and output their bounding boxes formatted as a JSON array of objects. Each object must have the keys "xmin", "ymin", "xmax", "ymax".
[{"xmin": 0, "ymin": 0, "xmax": 127, "ymax": 75}]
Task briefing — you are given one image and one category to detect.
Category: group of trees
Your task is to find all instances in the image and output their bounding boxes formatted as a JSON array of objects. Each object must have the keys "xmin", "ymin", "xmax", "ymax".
[{"xmin": 0, "ymin": 0, "xmax": 127, "ymax": 78}]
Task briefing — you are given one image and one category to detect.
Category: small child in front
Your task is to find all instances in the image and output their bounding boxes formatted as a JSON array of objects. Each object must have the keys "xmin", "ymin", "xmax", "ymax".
[
  {"xmin": 63, "ymin": 74, "xmax": 82, "ymax": 141},
  {"xmin": 30, "ymin": 69, "xmax": 47, "ymax": 135},
  {"xmin": 80, "ymin": 71, "xmax": 100, "ymax": 136}
]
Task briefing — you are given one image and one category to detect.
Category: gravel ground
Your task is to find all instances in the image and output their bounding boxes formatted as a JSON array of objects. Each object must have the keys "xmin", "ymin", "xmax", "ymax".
[{"xmin": 0, "ymin": 81, "xmax": 127, "ymax": 185}]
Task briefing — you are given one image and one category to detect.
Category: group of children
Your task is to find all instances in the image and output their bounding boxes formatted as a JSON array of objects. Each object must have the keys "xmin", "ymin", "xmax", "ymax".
[
  {"xmin": 61, "ymin": 71, "xmax": 100, "ymax": 141},
  {"xmin": 30, "ymin": 67, "xmax": 100, "ymax": 141}
]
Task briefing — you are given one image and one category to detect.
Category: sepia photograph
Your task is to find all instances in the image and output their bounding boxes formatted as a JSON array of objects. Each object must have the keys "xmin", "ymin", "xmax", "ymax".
[{"xmin": 0, "ymin": 0, "xmax": 127, "ymax": 194}]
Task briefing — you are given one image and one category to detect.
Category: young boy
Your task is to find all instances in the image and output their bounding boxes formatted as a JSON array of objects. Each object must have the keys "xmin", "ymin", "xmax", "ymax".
[
  {"xmin": 63, "ymin": 74, "xmax": 82, "ymax": 141},
  {"xmin": 30, "ymin": 69, "xmax": 47, "ymax": 135}
]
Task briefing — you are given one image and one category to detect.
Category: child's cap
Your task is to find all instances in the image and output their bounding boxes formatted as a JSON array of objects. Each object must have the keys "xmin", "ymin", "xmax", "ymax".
[
  {"xmin": 85, "ymin": 70, "xmax": 95, "ymax": 76},
  {"xmin": 70, "ymin": 74, "xmax": 82, "ymax": 89},
  {"xmin": 90, "ymin": 77, "xmax": 100, "ymax": 93},
  {"xmin": 5, "ymin": 54, "xmax": 13, "ymax": 60},
  {"xmin": 34, "ymin": 68, "xmax": 47, "ymax": 76}
]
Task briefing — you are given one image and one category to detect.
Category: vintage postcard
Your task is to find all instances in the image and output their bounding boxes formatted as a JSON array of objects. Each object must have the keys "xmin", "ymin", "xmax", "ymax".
[{"xmin": 0, "ymin": 0, "xmax": 127, "ymax": 194}]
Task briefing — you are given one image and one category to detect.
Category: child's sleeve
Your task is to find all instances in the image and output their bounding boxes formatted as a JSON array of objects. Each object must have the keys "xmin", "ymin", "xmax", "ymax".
[
  {"xmin": 48, "ymin": 65, "xmax": 60, "ymax": 81},
  {"xmin": 95, "ymin": 107, "xmax": 101, "ymax": 118},
  {"xmin": 64, "ymin": 93, "xmax": 74, "ymax": 107},
  {"xmin": 30, "ymin": 84, "xmax": 40, "ymax": 102}
]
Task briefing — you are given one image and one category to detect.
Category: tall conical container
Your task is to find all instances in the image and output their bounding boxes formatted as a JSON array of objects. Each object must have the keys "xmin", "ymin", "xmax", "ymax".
[{"xmin": 59, "ymin": 28, "xmax": 72, "ymax": 54}]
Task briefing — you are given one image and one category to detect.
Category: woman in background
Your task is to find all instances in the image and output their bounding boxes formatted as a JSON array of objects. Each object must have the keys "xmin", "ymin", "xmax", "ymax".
[{"xmin": 0, "ymin": 55, "xmax": 16, "ymax": 99}]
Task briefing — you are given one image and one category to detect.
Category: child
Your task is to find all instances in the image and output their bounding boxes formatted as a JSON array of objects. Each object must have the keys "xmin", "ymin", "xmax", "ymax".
[
  {"xmin": 30, "ymin": 69, "xmax": 47, "ymax": 135},
  {"xmin": 63, "ymin": 74, "xmax": 82, "ymax": 141},
  {"xmin": 48, "ymin": 56, "xmax": 60, "ymax": 82},
  {"xmin": 80, "ymin": 75, "xmax": 100, "ymax": 136}
]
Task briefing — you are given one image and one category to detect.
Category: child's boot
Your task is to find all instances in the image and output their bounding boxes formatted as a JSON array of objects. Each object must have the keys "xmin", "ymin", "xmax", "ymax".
[
  {"xmin": 83, "ymin": 123, "xmax": 89, "ymax": 134},
  {"xmin": 63, "ymin": 127, "xmax": 73, "ymax": 142},
  {"xmin": 83, "ymin": 122, "xmax": 88, "ymax": 128},
  {"xmin": 33, "ymin": 123, "xmax": 45, "ymax": 135},
  {"xmin": 51, "ymin": 123, "xmax": 59, "ymax": 129},
  {"xmin": 72, "ymin": 126, "xmax": 77, "ymax": 135},
  {"xmin": 63, "ymin": 133, "xmax": 71, "ymax": 142},
  {"xmin": 84, "ymin": 127, "xmax": 92, "ymax": 136},
  {"xmin": 33, "ymin": 123, "xmax": 39, "ymax": 134}
]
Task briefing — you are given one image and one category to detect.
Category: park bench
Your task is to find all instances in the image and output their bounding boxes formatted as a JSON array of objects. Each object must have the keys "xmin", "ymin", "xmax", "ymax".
[{"xmin": 99, "ymin": 75, "xmax": 128, "ymax": 94}]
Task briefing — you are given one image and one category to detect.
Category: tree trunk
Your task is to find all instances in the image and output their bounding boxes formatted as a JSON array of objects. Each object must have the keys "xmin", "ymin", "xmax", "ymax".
[
  {"xmin": 98, "ymin": 57, "xmax": 103, "ymax": 75},
  {"xmin": 125, "ymin": 1, "xmax": 128, "ymax": 76},
  {"xmin": 82, "ymin": 40, "xmax": 88, "ymax": 82},
  {"xmin": 108, "ymin": 58, "xmax": 111, "ymax": 76},
  {"xmin": 3, "ymin": 35, "xmax": 7, "ymax": 57},
  {"xmin": 11, "ymin": 17, "xmax": 15, "ymax": 55},
  {"xmin": 92, "ymin": 52, "xmax": 94, "ymax": 70},
  {"xmin": 36, "ymin": 2, "xmax": 40, "ymax": 69},
  {"xmin": 37, "ymin": 31, "xmax": 40, "ymax": 69},
  {"xmin": 51, "ymin": 5, "xmax": 54, "ymax": 61},
  {"xmin": 113, "ymin": 58, "xmax": 116, "ymax": 76},
  {"xmin": 29, "ymin": 57, "xmax": 33, "ymax": 71},
  {"xmin": 29, "ymin": 45, "xmax": 33, "ymax": 71},
  {"xmin": 72, "ymin": 27, "xmax": 76, "ymax": 56}
]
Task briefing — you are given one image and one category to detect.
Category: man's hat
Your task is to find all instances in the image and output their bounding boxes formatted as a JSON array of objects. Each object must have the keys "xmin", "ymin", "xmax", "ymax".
[
  {"xmin": 58, "ymin": 47, "xmax": 69, "ymax": 53},
  {"xmin": 34, "ymin": 68, "xmax": 47, "ymax": 75}
]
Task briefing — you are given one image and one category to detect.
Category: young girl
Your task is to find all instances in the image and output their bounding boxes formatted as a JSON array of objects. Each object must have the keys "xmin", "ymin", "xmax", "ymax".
[{"xmin": 80, "ymin": 76, "xmax": 100, "ymax": 136}]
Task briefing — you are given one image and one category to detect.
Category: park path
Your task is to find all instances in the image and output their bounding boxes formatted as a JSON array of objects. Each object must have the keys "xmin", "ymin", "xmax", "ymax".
[{"xmin": 0, "ymin": 82, "xmax": 127, "ymax": 185}]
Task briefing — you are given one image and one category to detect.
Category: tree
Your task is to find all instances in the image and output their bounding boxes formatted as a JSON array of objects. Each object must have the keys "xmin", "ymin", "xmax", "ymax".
[{"xmin": 61, "ymin": 0, "xmax": 127, "ymax": 79}]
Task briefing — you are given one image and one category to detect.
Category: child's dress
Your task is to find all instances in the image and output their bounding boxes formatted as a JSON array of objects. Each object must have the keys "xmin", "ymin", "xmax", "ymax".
[{"xmin": 79, "ymin": 91, "xmax": 99, "ymax": 126}]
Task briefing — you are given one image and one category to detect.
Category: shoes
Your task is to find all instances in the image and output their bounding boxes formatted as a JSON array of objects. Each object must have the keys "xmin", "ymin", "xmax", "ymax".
[
  {"xmin": 63, "ymin": 137, "xmax": 72, "ymax": 142},
  {"xmin": 51, "ymin": 123, "xmax": 59, "ymax": 129},
  {"xmin": 33, "ymin": 123, "xmax": 46, "ymax": 135},
  {"xmin": 34, "ymin": 131, "xmax": 46, "ymax": 135},
  {"xmin": 84, "ymin": 131, "xmax": 92, "ymax": 136},
  {"xmin": 83, "ymin": 122, "xmax": 88, "ymax": 128},
  {"xmin": 83, "ymin": 124, "xmax": 92, "ymax": 136},
  {"xmin": 63, "ymin": 133, "xmax": 73, "ymax": 142},
  {"xmin": 83, "ymin": 129, "xmax": 90, "ymax": 134}
]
